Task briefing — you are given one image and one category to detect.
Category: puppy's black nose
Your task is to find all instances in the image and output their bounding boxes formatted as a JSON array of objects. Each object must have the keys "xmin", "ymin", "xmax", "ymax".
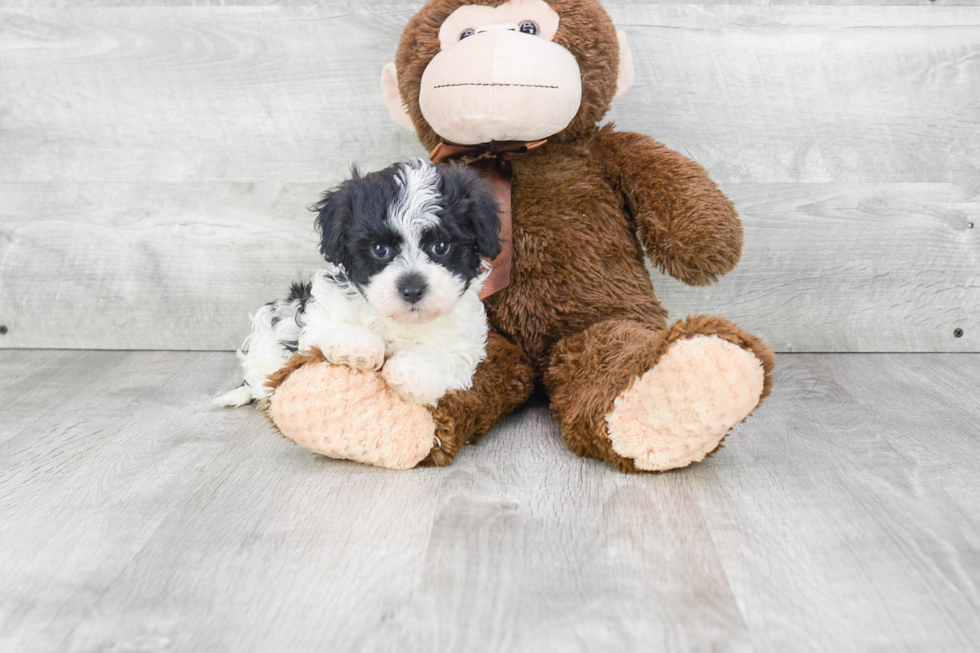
[{"xmin": 397, "ymin": 274, "xmax": 427, "ymax": 305}]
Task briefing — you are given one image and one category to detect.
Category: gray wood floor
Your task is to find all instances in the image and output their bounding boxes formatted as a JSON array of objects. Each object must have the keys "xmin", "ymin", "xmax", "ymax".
[{"xmin": 1, "ymin": 351, "xmax": 979, "ymax": 652}]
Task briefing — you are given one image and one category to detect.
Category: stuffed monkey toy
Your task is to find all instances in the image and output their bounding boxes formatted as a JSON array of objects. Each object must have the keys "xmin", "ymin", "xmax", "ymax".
[{"xmin": 267, "ymin": 0, "xmax": 775, "ymax": 473}]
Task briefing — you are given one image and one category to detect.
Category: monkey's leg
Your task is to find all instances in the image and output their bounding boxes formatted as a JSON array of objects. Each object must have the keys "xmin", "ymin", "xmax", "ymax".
[
  {"xmin": 265, "ymin": 329, "xmax": 535, "ymax": 469},
  {"xmin": 544, "ymin": 316, "xmax": 774, "ymax": 473},
  {"xmin": 423, "ymin": 328, "xmax": 536, "ymax": 466}
]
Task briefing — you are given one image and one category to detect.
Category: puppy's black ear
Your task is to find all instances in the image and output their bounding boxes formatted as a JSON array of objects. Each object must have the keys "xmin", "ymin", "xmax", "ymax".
[
  {"xmin": 441, "ymin": 164, "xmax": 502, "ymax": 260},
  {"xmin": 469, "ymin": 180, "xmax": 503, "ymax": 260},
  {"xmin": 311, "ymin": 176, "xmax": 354, "ymax": 266}
]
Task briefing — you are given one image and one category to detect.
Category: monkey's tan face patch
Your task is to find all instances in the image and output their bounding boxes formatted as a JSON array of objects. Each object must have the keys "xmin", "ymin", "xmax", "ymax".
[
  {"xmin": 420, "ymin": 29, "xmax": 581, "ymax": 144},
  {"xmin": 439, "ymin": 0, "xmax": 560, "ymax": 50},
  {"xmin": 420, "ymin": 1, "xmax": 581, "ymax": 144}
]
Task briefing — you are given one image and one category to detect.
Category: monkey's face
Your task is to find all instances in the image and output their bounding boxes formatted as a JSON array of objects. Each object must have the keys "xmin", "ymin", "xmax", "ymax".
[
  {"xmin": 419, "ymin": 0, "xmax": 582, "ymax": 145},
  {"xmin": 384, "ymin": 0, "xmax": 635, "ymax": 149}
]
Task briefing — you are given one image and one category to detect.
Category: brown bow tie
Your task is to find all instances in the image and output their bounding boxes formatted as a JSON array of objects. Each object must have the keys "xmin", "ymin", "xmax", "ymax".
[{"xmin": 429, "ymin": 139, "xmax": 547, "ymax": 299}]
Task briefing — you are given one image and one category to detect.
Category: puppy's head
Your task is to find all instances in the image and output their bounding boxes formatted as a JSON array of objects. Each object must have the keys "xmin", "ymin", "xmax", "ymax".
[{"xmin": 314, "ymin": 160, "xmax": 500, "ymax": 324}]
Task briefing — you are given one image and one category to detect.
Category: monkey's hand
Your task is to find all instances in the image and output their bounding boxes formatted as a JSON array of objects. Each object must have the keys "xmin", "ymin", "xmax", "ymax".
[{"xmin": 596, "ymin": 127, "xmax": 742, "ymax": 286}]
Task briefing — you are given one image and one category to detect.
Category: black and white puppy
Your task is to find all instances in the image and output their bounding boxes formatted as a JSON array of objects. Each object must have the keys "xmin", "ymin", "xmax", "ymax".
[{"xmin": 216, "ymin": 159, "xmax": 500, "ymax": 408}]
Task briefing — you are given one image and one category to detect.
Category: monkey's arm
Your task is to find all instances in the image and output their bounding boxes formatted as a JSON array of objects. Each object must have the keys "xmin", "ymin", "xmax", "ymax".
[{"xmin": 595, "ymin": 128, "xmax": 742, "ymax": 286}]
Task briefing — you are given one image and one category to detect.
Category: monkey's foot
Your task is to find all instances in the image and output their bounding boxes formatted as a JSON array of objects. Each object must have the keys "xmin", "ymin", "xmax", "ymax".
[
  {"xmin": 265, "ymin": 349, "xmax": 435, "ymax": 470},
  {"xmin": 605, "ymin": 335, "xmax": 766, "ymax": 472}
]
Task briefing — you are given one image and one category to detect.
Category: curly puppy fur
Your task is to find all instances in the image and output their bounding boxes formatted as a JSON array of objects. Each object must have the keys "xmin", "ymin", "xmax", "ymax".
[{"xmin": 217, "ymin": 160, "xmax": 501, "ymax": 410}]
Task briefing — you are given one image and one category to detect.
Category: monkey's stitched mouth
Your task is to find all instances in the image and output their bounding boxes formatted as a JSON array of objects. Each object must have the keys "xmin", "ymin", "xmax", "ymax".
[{"xmin": 433, "ymin": 83, "xmax": 558, "ymax": 89}]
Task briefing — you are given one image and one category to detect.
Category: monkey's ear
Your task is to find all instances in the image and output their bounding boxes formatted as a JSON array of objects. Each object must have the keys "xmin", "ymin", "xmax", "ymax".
[
  {"xmin": 614, "ymin": 29, "xmax": 636, "ymax": 99},
  {"xmin": 381, "ymin": 63, "xmax": 415, "ymax": 131}
]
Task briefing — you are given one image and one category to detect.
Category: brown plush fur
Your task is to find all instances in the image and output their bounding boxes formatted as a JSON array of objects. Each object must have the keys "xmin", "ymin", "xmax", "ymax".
[
  {"xmin": 271, "ymin": 0, "xmax": 775, "ymax": 472},
  {"xmin": 422, "ymin": 329, "xmax": 536, "ymax": 466}
]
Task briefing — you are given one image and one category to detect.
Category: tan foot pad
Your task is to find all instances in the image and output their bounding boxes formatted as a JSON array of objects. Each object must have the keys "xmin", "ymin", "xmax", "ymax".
[
  {"xmin": 268, "ymin": 361, "xmax": 435, "ymax": 470},
  {"xmin": 606, "ymin": 335, "xmax": 765, "ymax": 472}
]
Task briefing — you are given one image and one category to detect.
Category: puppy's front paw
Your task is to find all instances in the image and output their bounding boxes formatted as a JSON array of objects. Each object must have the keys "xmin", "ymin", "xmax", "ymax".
[
  {"xmin": 382, "ymin": 355, "xmax": 447, "ymax": 407},
  {"xmin": 324, "ymin": 332, "xmax": 386, "ymax": 372}
]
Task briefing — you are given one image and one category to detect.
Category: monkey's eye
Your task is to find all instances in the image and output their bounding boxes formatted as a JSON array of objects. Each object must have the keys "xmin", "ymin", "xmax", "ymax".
[
  {"xmin": 429, "ymin": 242, "xmax": 452, "ymax": 257},
  {"xmin": 371, "ymin": 243, "xmax": 393, "ymax": 260},
  {"xmin": 460, "ymin": 28, "xmax": 476, "ymax": 40},
  {"xmin": 519, "ymin": 20, "xmax": 539, "ymax": 36}
]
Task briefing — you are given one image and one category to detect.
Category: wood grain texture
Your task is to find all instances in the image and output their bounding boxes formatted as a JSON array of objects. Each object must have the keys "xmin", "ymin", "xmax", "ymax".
[
  {"xmin": 0, "ymin": 4, "xmax": 978, "ymax": 351},
  {"xmin": 1, "ymin": 351, "xmax": 979, "ymax": 652},
  {"xmin": 1, "ymin": 181, "xmax": 975, "ymax": 351}
]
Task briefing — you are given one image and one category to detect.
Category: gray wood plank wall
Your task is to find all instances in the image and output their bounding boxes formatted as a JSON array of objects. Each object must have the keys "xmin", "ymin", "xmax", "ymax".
[{"xmin": 0, "ymin": 1, "xmax": 977, "ymax": 352}]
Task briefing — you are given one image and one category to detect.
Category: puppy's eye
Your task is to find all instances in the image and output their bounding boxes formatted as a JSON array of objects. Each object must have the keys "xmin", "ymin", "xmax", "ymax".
[
  {"xmin": 519, "ymin": 21, "xmax": 539, "ymax": 36},
  {"xmin": 460, "ymin": 28, "xmax": 476, "ymax": 40},
  {"xmin": 429, "ymin": 242, "xmax": 451, "ymax": 257},
  {"xmin": 371, "ymin": 243, "xmax": 393, "ymax": 260}
]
